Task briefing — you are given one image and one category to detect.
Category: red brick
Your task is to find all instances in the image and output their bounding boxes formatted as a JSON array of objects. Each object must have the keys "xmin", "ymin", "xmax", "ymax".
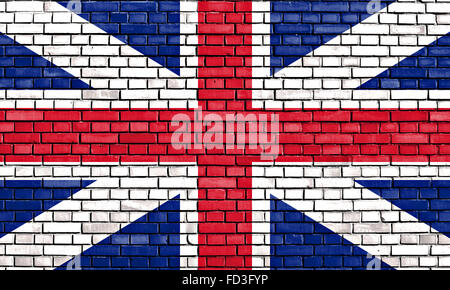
[
  {"xmin": 354, "ymin": 134, "xmax": 390, "ymax": 144},
  {"xmin": 322, "ymin": 123, "xmax": 340, "ymax": 133},
  {"xmin": 0, "ymin": 144, "xmax": 12, "ymax": 154},
  {"xmin": 360, "ymin": 123, "xmax": 380, "ymax": 133},
  {"xmin": 391, "ymin": 111, "xmax": 428, "ymax": 121},
  {"xmin": 72, "ymin": 144, "xmax": 90, "ymax": 154},
  {"xmin": 120, "ymin": 111, "xmax": 157, "ymax": 121},
  {"xmin": 14, "ymin": 123, "xmax": 32, "ymax": 133},
  {"xmin": 199, "ymin": 200, "xmax": 235, "ymax": 211},
  {"xmin": 199, "ymin": 67, "xmax": 234, "ymax": 78},
  {"xmin": 420, "ymin": 123, "xmax": 437, "ymax": 133},
  {"xmin": 380, "ymin": 123, "xmax": 399, "ymax": 133},
  {"xmin": 198, "ymin": 155, "xmax": 235, "ymax": 165},
  {"xmin": 198, "ymin": 46, "xmax": 234, "ymax": 56},
  {"xmin": 81, "ymin": 133, "xmax": 117, "ymax": 144},
  {"xmin": 199, "ymin": 24, "xmax": 235, "ymax": 34},
  {"xmin": 352, "ymin": 111, "xmax": 389, "ymax": 121},
  {"xmin": 419, "ymin": 145, "xmax": 438, "ymax": 155},
  {"xmin": 0, "ymin": 122, "xmax": 14, "ymax": 132},
  {"xmin": 82, "ymin": 111, "xmax": 119, "ymax": 121},
  {"xmin": 313, "ymin": 111, "xmax": 351, "ymax": 122},
  {"xmin": 130, "ymin": 122, "xmax": 149, "ymax": 132},
  {"xmin": 278, "ymin": 112, "xmax": 312, "ymax": 122},
  {"xmin": 91, "ymin": 144, "xmax": 109, "ymax": 154},
  {"xmin": 14, "ymin": 144, "xmax": 32, "ymax": 154},
  {"xmin": 42, "ymin": 133, "xmax": 78, "ymax": 144},
  {"xmin": 400, "ymin": 123, "xmax": 418, "ymax": 133},
  {"xmin": 399, "ymin": 145, "xmax": 418, "ymax": 155},
  {"xmin": 392, "ymin": 133, "xmax": 429, "ymax": 144},
  {"xmin": 53, "ymin": 122, "xmax": 71, "ymax": 132},
  {"xmin": 199, "ymin": 1, "xmax": 235, "ymax": 12},
  {"xmin": 199, "ymin": 246, "xmax": 236, "ymax": 256},
  {"xmin": 119, "ymin": 133, "xmax": 156, "ymax": 144},
  {"xmin": 361, "ymin": 145, "xmax": 379, "ymax": 154},
  {"xmin": 323, "ymin": 145, "xmax": 341, "ymax": 155},
  {"xmin": 280, "ymin": 133, "xmax": 314, "ymax": 144},
  {"xmin": 4, "ymin": 133, "xmax": 40, "ymax": 143},
  {"xmin": 44, "ymin": 111, "xmax": 81, "ymax": 121},
  {"xmin": 6, "ymin": 111, "xmax": 43, "ymax": 121},
  {"xmin": 199, "ymin": 223, "xmax": 236, "ymax": 234},
  {"xmin": 199, "ymin": 177, "xmax": 236, "ymax": 188},
  {"xmin": 431, "ymin": 134, "xmax": 450, "ymax": 144},
  {"xmin": 53, "ymin": 144, "xmax": 71, "ymax": 154},
  {"xmin": 315, "ymin": 134, "xmax": 353, "ymax": 144},
  {"xmin": 381, "ymin": 145, "xmax": 399, "ymax": 155},
  {"xmin": 111, "ymin": 122, "xmax": 129, "ymax": 132},
  {"xmin": 129, "ymin": 145, "xmax": 147, "ymax": 154},
  {"xmin": 73, "ymin": 122, "xmax": 90, "ymax": 132},
  {"xmin": 430, "ymin": 111, "xmax": 450, "ymax": 121},
  {"xmin": 110, "ymin": 144, "xmax": 128, "ymax": 154},
  {"xmin": 91, "ymin": 122, "xmax": 110, "ymax": 132},
  {"xmin": 341, "ymin": 123, "xmax": 360, "ymax": 133}
]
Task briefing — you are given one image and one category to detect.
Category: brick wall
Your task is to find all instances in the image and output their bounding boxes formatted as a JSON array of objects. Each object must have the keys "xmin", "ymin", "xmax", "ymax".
[{"xmin": 0, "ymin": 0, "xmax": 450, "ymax": 270}]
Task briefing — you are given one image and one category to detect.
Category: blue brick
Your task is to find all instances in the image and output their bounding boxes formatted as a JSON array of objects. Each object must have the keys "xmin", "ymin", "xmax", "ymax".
[
  {"xmin": 15, "ymin": 79, "xmax": 34, "ymax": 89},
  {"xmin": 83, "ymin": 2, "xmax": 119, "ymax": 12},
  {"xmin": 284, "ymin": 256, "xmax": 302, "ymax": 267},
  {"xmin": 324, "ymin": 256, "xmax": 343, "ymax": 267},
  {"xmin": 273, "ymin": 2, "xmax": 310, "ymax": 12},
  {"xmin": 111, "ymin": 257, "xmax": 129, "ymax": 268},
  {"xmin": 86, "ymin": 245, "xmax": 121, "ymax": 256},
  {"xmin": 275, "ymin": 245, "xmax": 314, "ymax": 256},
  {"xmin": 111, "ymin": 234, "xmax": 129, "ymax": 245},
  {"xmin": 312, "ymin": 2, "xmax": 349, "ymax": 12},
  {"xmin": 284, "ymin": 13, "xmax": 301, "ymax": 23},
  {"xmin": 431, "ymin": 200, "xmax": 450, "ymax": 210},
  {"xmin": 129, "ymin": 13, "xmax": 147, "ymax": 23},
  {"xmin": 380, "ymin": 79, "xmax": 400, "ymax": 89},
  {"xmin": 273, "ymin": 24, "xmax": 312, "ymax": 34},
  {"xmin": 321, "ymin": 13, "xmax": 340, "ymax": 23},
  {"xmin": 130, "ymin": 257, "xmax": 149, "ymax": 268},
  {"xmin": 150, "ymin": 257, "xmax": 169, "ymax": 268},
  {"xmin": 122, "ymin": 245, "xmax": 157, "ymax": 256},
  {"xmin": 14, "ymin": 189, "xmax": 33, "ymax": 199},
  {"xmin": 439, "ymin": 80, "xmax": 450, "ymax": 88},
  {"xmin": 131, "ymin": 235, "xmax": 149, "ymax": 245},
  {"xmin": 304, "ymin": 256, "xmax": 322, "ymax": 267},
  {"xmin": 159, "ymin": 1, "xmax": 180, "ymax": 12},
  {"xmin": 391, "ymin": 68, "xmax": 427, "ymax": 78},
  {"xmin": 91, "ymin": 12, "xmax": 109, "ymax": 23}
]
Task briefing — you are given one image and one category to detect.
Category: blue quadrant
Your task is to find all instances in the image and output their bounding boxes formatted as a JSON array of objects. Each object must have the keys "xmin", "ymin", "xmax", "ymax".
[
  {"xmin": 270, "ymin": 0, "xmax": 396, "ymax": 75},
  {"xmin": 58, "ymin": 197, "xmax": 180, "ymax": 270},
  {"xmin": 0, "ymin": 180, "xmax": 95, "ymax": 238},
  {"xmin": 357, "ymin": 180, "xmax": 450, "ymax": 238},
  {"xmin": 360, "ymin": 33, "xmax": 450, "ymax": 89},
  {"xmin": 0, "ymin": 34, "xmax": 90, "ymax": 89},
  {"xmin": 58, "ymin": 0, "xmax": 181, "ymax": 75},
  {"xmin": 271, "ymin": 196, "xmax": 393, "ymax": 270}
]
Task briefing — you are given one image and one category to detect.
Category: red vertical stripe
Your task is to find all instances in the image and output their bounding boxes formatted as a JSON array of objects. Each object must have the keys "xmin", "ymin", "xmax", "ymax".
[{"xmin": 197, "ymin": 0, "xmax": 253, "ymax": 269}]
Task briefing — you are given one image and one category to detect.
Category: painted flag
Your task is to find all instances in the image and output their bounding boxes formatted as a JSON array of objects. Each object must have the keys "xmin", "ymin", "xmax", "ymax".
[{"xmin": 0, "ymin": 0, "xmax": 449, "ymax": 270}]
